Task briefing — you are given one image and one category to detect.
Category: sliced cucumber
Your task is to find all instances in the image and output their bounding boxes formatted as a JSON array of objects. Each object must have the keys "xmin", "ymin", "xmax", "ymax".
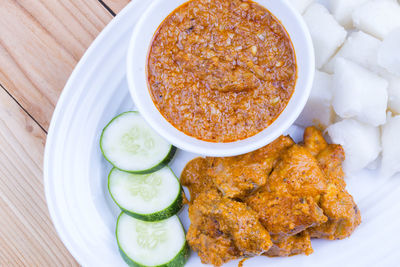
[
  {"xmin": 100, "ymin": 112, "xmax": 176, "ymax": 174},
  {"xmin": 108, "ymin": 167, "xmax": 183, "ymax": 221},
  {"xmin": 116, "ymin": 213, "xmax": 189, "ymax": 267}
]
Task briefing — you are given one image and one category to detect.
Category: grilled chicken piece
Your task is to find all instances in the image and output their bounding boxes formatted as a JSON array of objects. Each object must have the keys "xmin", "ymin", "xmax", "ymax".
[
  {"xmin": 246, "ymin": 192, "xmax": 327, "ymax": 237},
  {"xmin": 246, "ymin": 143, "xmax": 328, "ymax": 239},
  {"xmin": 187, "ymin": 190, "xmax": 272, "ymax": 266},
  {"xmin": 303, "ymin": 127, "xmax": 361, "ymax": 240},
  {"xmin": 207, "ymin": 136, "xmax": 294, "ymax": 199},
  {"xmin": 302, "ymin": 126, "xmax": 328, "ymax": 156},
  {"xmin": 265, "ymin": 231, "xmax": 313, "ymax": 257},
  {"xmin": 183, "ymin": 127, "xmax": 361, "ymax": 265},
  {"xmin": 267, "ymin": 145, "xmax": 327, "ymax": 198},
  {"xmin": 182, "ymin": 136, "xmax": 294, "ymax": 201},
  {"xmin": 308, "ymin": 185, "xmax": 361, "ymax": 240},
  {"xmin": 181, "ymin": 157, "xmax": 216, "ymax": 202}
]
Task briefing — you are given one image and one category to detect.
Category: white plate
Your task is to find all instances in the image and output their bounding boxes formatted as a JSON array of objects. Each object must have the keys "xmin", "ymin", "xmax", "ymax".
[{"xmin": 44, "ymin": 1, "xmax": 400, "ymax": 267}]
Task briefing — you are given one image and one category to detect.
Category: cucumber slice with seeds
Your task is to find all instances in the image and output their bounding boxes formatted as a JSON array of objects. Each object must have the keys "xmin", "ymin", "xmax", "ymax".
[
  {"xmin": 116, "ymin": 213, "xmax": 189, "ymax": 267},
  {"xmin": 100, "ymin": 112, "xmax": 175, "ymax": 174},
  {"xmin": 108, "ymin": 167, "xmax": 183, "ymax": 221}
]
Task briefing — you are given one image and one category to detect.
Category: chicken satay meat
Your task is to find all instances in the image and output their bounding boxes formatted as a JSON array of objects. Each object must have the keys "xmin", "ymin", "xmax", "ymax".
[
  {"xmin": 309, "ymin": 184, "xmax": 361, "ymax": 240},
  {"xmin": 246, "ymin": 191, "xmax": 327, "ymax": 236},
  {"xmin": 187, "ymin": 194, "xmax": 240, "ymax": 266},
  {"xmin": 182, "ymin": 127, "xmax": 361, "ymax": 265},
  {"xmin": 186, "ymin": 229, "xmax": 239, "ymax": 267},
  {"xmin": 207, "ymin": 136, "xmax": 294, "ymax": 198},
  {"xmin": 303, "ymin": 126, "xmax": 347, "ymax": 189},
  {"xmin": 316, "ymin": 144, "xmax": 347, "ymax": 189},
  {"xmin": 305, "ymin": 130, "xmax": 361, "ymax": 240},
  {"xmin": 214, "ymin": 196, "xmax": 272, "ymax": 255},
  {"xmin": 181, "ymin": 157, "xmax": 216, "ymax": 202},
  {"xmin": 187, "ymin": 190, "xmax": 272, "ymax": 266},
  {"xmin": 303, "ymin": 126, "xmax": 329, "ymax": 156},
  {"xmin": 265, "ymin": 231, "xmax": 314, "ymax": 257},
  {"xmin": 267, "ymin": 145, "xmax": 327, "ymax": 198}
]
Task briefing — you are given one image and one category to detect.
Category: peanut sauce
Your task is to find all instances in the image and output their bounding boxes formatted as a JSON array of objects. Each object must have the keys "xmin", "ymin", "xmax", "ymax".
[{"xmin": 148, "ymin": 0, "xmax": 297, "ymax": 142}]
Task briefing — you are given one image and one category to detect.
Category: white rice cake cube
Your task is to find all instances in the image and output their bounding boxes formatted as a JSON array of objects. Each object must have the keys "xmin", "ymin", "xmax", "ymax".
[
  {"xmin": 378, "ymin": 28, "xmax": 400, "ymax": 76},
  {"xmin": 381, "ymin": 113, "xmax": 400, "ymax": 177},
  {"xmin": 379, "ymin": 72, "xmax": 400, "ymax": 114},
  {"xmin": 287, "ymin": 0, "xmax": 314, "ymax": 14},
  {"xmin": 332, "ymin": 58, "xmax": 388, "ymax": 126},
  {"xmin": 352, "ymin": 0, "xmax": 400, "ymax": 40},
  {"xmin": 328, "ymin": 0, "xmax": 369, "ymax": 28},
  {"xmin": 296, "ymin": 70, "xmax": 333, "ymax": 128},
  {"xmin": 323, "ymin": 31, "xmax": 382, "ymax": 74},
  {"xmin": 327, "ymin": 119, "xmax": 381, "ymax": 172},
  {"xmin": 303, "ymin": 3, "xmax": 347, "ymax": 69}
]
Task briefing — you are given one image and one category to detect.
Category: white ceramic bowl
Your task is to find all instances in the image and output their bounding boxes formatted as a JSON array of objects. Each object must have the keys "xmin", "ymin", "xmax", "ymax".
[{"xmin": 127, "ymin": 0, "xmax": 314, "ymax": 157}]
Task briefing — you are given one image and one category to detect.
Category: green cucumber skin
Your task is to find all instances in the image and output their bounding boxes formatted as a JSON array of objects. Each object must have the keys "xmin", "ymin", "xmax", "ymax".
[
  {"xmin": 122, "ymin": 146, "xmax": 177, "ymax": 175},
  {"xmin": 108, "ymin": 167, "xmax": 183, "ymax": 222},
  {"xmin": 119, "ymin": 243, "xmax": 189, "ymax": 267},
  {"xmin": 100, "ymin": 111, "xmax": 176, "ymax": 174},
  {"xmin": 121, "ymin": 186, "xmax": 183, "ymax": 222},
  {"xmin": 116, "ymin": 213, "xmax": 190, "ymax": 267}
]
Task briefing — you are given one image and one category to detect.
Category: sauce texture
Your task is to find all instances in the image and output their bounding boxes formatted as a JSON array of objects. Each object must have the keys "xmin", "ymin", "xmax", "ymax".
[{"xmin": 148, "ymin": 0, "xmax": 297, "ymax": 142}]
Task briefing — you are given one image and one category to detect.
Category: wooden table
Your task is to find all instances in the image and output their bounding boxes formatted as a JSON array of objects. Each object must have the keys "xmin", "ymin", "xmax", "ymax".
[{"xmin": 0, "ymin": 1, "xmax": 129, "ymax": 265}]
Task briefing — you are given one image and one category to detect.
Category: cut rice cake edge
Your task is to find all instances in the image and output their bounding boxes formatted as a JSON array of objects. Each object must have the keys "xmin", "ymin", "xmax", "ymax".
[
  {"xmin": 296, "ymin": 70, "xmax": 334, "ymax": 128},
  {"xmin": 332, "ymin": 58, "xmax": 388, "ymax": 127},
  {"xmin": 327, "ymin": 119, "xmax": 381, "ymax": 173},
  {"xmin": 303, "ymin": 3, "xmax": 347, "ymax": 69},
  {"xmin": 352, "ymin": 0, "xmax": 400, "ymax": 40},
  {"xmin": 328, "ymin": 0, "xmax": 369, "ymax": 28},
  {"xmin": 323, "ymin": 31, "xmax": 382, "ymax": 74}
]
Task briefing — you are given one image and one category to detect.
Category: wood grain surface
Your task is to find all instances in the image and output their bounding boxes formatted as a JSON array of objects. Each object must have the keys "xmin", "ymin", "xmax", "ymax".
[
  {"xmin": 0, "ymin": 0, "xmax": 129, "ymax": 265},
  {"xmin": 0, "ymin": 86, "xmax": 75, "ymax": 266},
  {"xmin": 0, "ymin": 0, "xmax": 113, "ymax": 130},
  {"xmin": 102, "ymin": 0, "xmax": 131, "ymax": 14}
]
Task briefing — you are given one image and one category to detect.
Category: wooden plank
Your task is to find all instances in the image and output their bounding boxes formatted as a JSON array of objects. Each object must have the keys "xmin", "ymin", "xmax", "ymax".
[
  {"xmin": 0, "ymin": 87, "xmax": 77, "ymax": 266},
  {"xmin": 102, "ymin": 0, "xmax": 131, "ymax": 14},
  {"xmin": 0, "ymin": 0, "xmax": 113, "ymax": 130}
]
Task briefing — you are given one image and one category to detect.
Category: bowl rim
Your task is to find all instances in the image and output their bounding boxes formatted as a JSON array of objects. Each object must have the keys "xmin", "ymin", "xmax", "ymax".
[{"xmin": 126, "ymin": 0, "xmax": 315, "ymax": 157}]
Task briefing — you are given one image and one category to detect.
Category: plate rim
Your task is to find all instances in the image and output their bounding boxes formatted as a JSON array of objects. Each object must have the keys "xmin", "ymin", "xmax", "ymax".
[
  {"xmin": 43, "ymin": 2, "xmax": 143, "ymax": 265},
  {"xmin": 42, "ymin": 1, "xmax": 400, "ymax": 266}
]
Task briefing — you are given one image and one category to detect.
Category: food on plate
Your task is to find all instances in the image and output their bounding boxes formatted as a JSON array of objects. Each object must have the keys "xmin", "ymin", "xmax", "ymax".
[
  {"xmin": 332, "ymin": 58, "xmax": 388, "ymax": 127},
  {"xmin": 181, "ymin": 127, "xmax": 361, "ymax": 266},
  {"xmin": 381, "ymin": 73, "xmax": 400, "ymax": 114},
  {"xmin": 101, "ymin": 112, "xmax": 187, "ymax": 266},
  {"xmin": 294, "ymin": 0, "xmax": 400, "ymax": 177},
  {"xmin": 323, "ymin": 31, "xmax": 382, "ymax": 74},
  {"xmin": 100, "ymin": 111, "xmax": 176, "ymax": 173},
  {"xmin": 378, "ymin": 28, "xmax": 400, "ymax": 76},
  {"xmin": 296, "ymin": 70, "xmax": 333, "ymax": 128},
  {"xmin": 264, "ymin": 231, "xmax": 313, "ymax": 257},
  {"xmin": 207, "ymin": 135, "xmax": 295, "ymax": 199},
  {"xmin": 186, "ymin": 189, "xmax": 272, "ymax": 266},
  {"xmin": 108, "ymin": 167, "xmax": 183, "ymax": 221},
  {"xmin": 327, "ymin": 119, "xmax": 381, "ymax": 173},
  {"xmin": 303, "ymin": 3, "xmax": 347, "ymax": 68},
  {"xmin": 147, "ymin": 0, "xmax": 297, "ymax": 142},
  {"xmin": 327, "ymin": 0, "xmax": 368, "ymax": 28},
  {"xmin": 304, "ymin": 129, "xmax": 361, "ymax": 239},
  {"xmin": 287, "ymin": 0, "xmax": 314, "ymax": 14},
  {"xmin": 352, "ymin": 0, "xmax": 400, "ymax": 40},
  {"xmin": 381, "ymin": 113, "xmax": 400, "ymax": 178},
  {"xmin": 116, "ymin": 213, "xmax": 188, "ymax": 267}
]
